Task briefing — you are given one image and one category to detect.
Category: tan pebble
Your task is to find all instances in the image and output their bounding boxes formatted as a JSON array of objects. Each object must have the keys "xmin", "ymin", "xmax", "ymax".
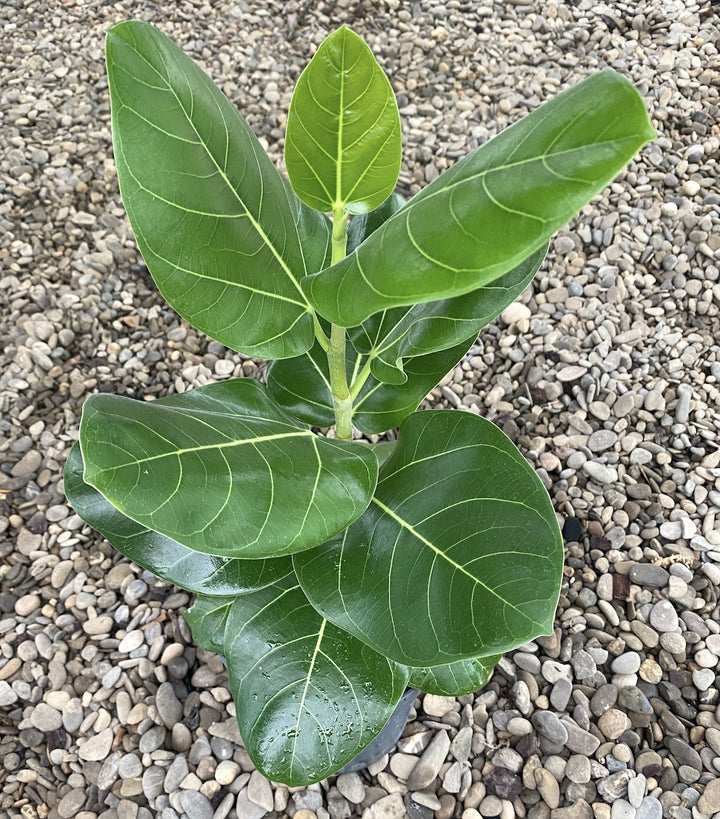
[
  {"xmin": 534, "ymin": 768, "xmax": 560, "ymax": 808},
  {"xmin": 422, "ymin": 693, "xmax": 455, "ymax": 717},
  {"xmin": 45, "ymin": 690, "xmax": 71, "ymax": 709},
  {"xmin": 214, "ymin": 760, "xmax": 239, "ymax": 786},
  {"xmin": 638, "ymin": 658, "xmax": 663, "ymax": 683},
  {"xmin": 597, "ymin": 708, "xmax": 631, "ymax": 740},
  {"xmin": 0, "ymin": 658, "xmax": 22, "ymax": 681},
  {"xmin": 293, "ymin": 811, "xmax": 318, "ymax": 819},
  {"xmin": 14, "ymin": 594, "xmax": 41, "ymax": 617},
  {"xmin": 698, "ymin": 779, "xmax": 720, "ymax": 815},
  {"xmin": 479, "ymin": 795, "xmax": 503, "ymax": 815},
  {"xmin": 464, "ymin": 781, "xmax": 485, "ymax": 809},
  {"xmin": 83, "ymin": 616, "xmax": 114, "ymax": 636},
  {"xmin": 389, "ymin": 752, "xmax": 417, "ymax": 780}
]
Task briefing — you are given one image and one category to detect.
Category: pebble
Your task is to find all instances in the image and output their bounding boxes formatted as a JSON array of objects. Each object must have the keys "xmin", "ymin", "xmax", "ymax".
[
  {"xmin": 178, "ymin": 790, "xmax": 213, "ymax": 819},
  {"xmin": 649, "ymin": 600, "xmax": 679, "ymax": 633},
  {"xmin": 14, "ymin": 593, "xmax": 41, "ymax": 616},
  {"xmin": 57, "ymin": 789, "xmax": 86, "ymax": 818},
  {"xmin": 155, "ymin": 682, "xmax": 183, "ymax": 728},
  {"xmin": 598, "ymin": 708, "xmax": 631, "ymax": 740},
  {"xmin": 407, "ymin": 730, "xmax": 450, "ymax": 790},
  {"xmin": 3, "ymin": 6, "xmax": 720, "ymax": 819},
  {"xmin": 423, "ymin": 694, "xmax": 455, "ymax": 717},
  {"xmin": 78, "ymin": 727, "xmax": 114, "ymax": 761},
  {"xmin": 531, "ymin": 711, "xmax": 568, "ymax": 744},
  {"xmin": 698, "ymin": 780, "xmax": 720, "ymax": 815},
  {"xmin": 30, "ymin": 702, "xmax": 63, "ymax": 731},
  {"xmin": 636, "ymin": 797, "xmax": 663, "ymax": 819},
  {"xmin": 629, "ymin": 564, "xmax": 669, "ymax": 587},
  {"xmin": 534, "ymin": 768, "xmax": 560, "ymax": 808},
  {"xmin": 363, "ymin": 793, "xmax": 407, "ymax": 818},
  {"xmin": 247, "ymin": 770, "xmax": 274, "ymax": 811}
]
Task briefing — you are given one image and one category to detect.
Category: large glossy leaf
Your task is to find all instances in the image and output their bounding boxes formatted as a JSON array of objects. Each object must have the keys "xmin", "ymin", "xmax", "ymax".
[
  {"xmin": 294, "ymin": 411, "xmax": 563, "ymax": 666},
  {"xmin": 408, "ymin": 654, "xmax": 499, "ymax": 697},
  {"xmin": 79, "ymin": 379, "xmax": 378, "ymax": 559},
  {"xmin": 351, "ymin": 245, "xmax": 546, "ymax": 384},
  {"xmin": 64, "ymin": 444, "xmax": 292, "ymax": 596},
  {"xmin": 267, "ymin": 337, "xmax": 473, "ymax": 434},
  {"xmin": 106, "ymin": 21, "xmax": 331, "ymax": 359},
  {"xmin": 186, "ymin": 576, "xmax": 409, "ymax": 785},
  {"xmin": 285, "ymin": 26, "xmax": 401, "ymax": 213},
  {"xmin": 303, "ymin": 70, "xmax": 656, "ymax": 326}
]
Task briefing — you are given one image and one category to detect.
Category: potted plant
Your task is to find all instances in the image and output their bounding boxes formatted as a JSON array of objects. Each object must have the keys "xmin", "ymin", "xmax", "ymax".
[{"xmin": 64, "ymin": 21, "xmax": 655, "ymax": 786}]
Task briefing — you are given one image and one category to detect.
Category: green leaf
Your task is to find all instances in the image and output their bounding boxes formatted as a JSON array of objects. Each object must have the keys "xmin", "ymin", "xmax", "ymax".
[
  {"xmin": 294, "ymin": 411, "xmax": 563, "ymax": 666},
  {"xmin": 352, "ymin": 341, "xmax": 474, "ymax": 433},
  {"xmin": 79, "ymin": 379, "xmax": 378, "ymax": 559},
  {"xmin": 184, "ymin": 596, "xmax": 234, "ymax": 653},
  {"xmin": 347, "ymin": 192, "xmax": 406, "ymax": 253},
  {"xmin": 303, "ymin": 70, "xmax": 656, "ymax": 326},
  {"xmin": 408, "ymin": 654, "xmax": 499, "ymax": 697},
  {"xmin": 266, "ymin": 341, "xmax": 337, "ymax": 429},
  {"xmin": 63, "ymin": 444, "xmax": 292, "ymax": 596},
  {"xmin": 267, "ymin": 337, "xmax": 473, "ymax": 435},
  {"xmin": 285, "ymin": 26, "xmax": 401, "ymax": 213},
  {"xmin": 106, "ymin": 21, "xmax": 331, "ymax": 359},
  {"xmin": 351, "ymin": 245, "xmax": 546, "ymax": 385},
  {"xmin": 189, "ymin": 575, "xmax": 409, "ymax": 786}
]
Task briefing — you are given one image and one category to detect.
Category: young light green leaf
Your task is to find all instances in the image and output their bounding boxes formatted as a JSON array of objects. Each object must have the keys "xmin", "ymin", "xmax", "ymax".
[
  {"xmin": 408, "ymin": 654, "xmax": 500, "ymax": 697},
  {"xmin": 294, "ymin": 411, "xmax": 563, "ymax": 666},
  {"xmin": 106, "ymin": 21, "xmax": 330, "ymax": 359},
  {"xmin": 63, "ymin": 444, "xmax": 292, "ymax": 596},
  {"xmin": 217, "ymin": 576, "xmax": 409, "ymax": 785},
  {"xmin": 285, "ymin": 26, "xmax": 401, "ymax": 213},
  {"xmin": 350, "ymin": 245, "xmax": 546, "ymax": 385},
  {"xmin": 303, "ymin": 70, "xmax": 656, "ymax": 325},
  {"xmin": 79, "ymin": 379, "xmax": 378, "ymax": 559},
  {"xmin": 267, "ymin": 338, "xmax": 474, "ymax": 434}
]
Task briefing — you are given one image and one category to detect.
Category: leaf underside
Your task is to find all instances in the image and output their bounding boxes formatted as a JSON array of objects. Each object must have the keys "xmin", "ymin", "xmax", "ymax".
[
  {"xmin": 408, "ymin": 654, "xmax": 500, "ymax": 697},
  {"xmin": 64, "ymin": 444, "xmax": 292, "ymax": 596},
  {"xmin": 295, "ymin": 410, "xmax": 564, "ymax": 667}
]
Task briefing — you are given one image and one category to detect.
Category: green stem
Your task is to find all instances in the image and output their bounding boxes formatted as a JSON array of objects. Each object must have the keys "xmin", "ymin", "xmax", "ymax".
[
  {"xmin": 349, "ymin": 358, "xmax": 373, "ymax": 401},
  {"xmin": 328, "ymin": 207, "xmax": 353, "ymax": 440}
]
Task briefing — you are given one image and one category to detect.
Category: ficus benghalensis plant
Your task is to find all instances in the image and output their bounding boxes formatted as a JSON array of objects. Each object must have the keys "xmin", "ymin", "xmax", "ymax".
[{"xmin": 64, "ymin": 21, "xmax": 655, "ymax": 785}]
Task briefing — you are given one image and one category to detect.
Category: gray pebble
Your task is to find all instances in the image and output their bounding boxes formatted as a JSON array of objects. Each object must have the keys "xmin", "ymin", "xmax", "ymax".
[
  {"xmin": 164, "ymin": 756, "xmax": 189, "ymax": 793},
  {"xmin": 531, "ymin": 710, "xmax": 568, "ymax": 744},
  {"xmin": 636, "ymin": 797, "xmax": 663, "ymax": 819},
  {"xmin": 649, "ymin": 600, "xmax": 679, "ymax": 632},
  {"xmin": 406, "ymin": 729, "xmax": 450, "ymax": 790},
  {"xmin": 30, "ymin": 702, "xmax": 63, "ymax": 731},
  {"xmin": 629, "ymin": 564, "xmax": 670, "ymax": 588},
  {"xmin": 57, "ymin": 788, "xmax": 86, "ymax": 818},
  {"xmin": 156, "ymin": 682, "xmax": 183, "ymax": 728},
  {"xmin": 178, "ymin": 790, "xmax": 213, "ymax": 819}
]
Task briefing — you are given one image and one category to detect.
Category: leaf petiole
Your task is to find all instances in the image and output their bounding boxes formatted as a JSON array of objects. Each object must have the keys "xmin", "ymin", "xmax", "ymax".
[{"xmin": 349, "ymin": 358, "xmax": 373, "ymax": 401}]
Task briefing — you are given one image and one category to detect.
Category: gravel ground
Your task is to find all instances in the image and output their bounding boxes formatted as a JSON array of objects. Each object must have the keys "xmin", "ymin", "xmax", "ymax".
[{"xmin": 1, "ymin": 1, "xmax": 719, "ymax": 818}]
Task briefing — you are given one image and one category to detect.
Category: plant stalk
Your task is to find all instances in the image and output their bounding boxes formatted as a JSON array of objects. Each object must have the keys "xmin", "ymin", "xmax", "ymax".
[{"xmin": 328, "ymin": 207, "xmax": 353, "ymax": 440}]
